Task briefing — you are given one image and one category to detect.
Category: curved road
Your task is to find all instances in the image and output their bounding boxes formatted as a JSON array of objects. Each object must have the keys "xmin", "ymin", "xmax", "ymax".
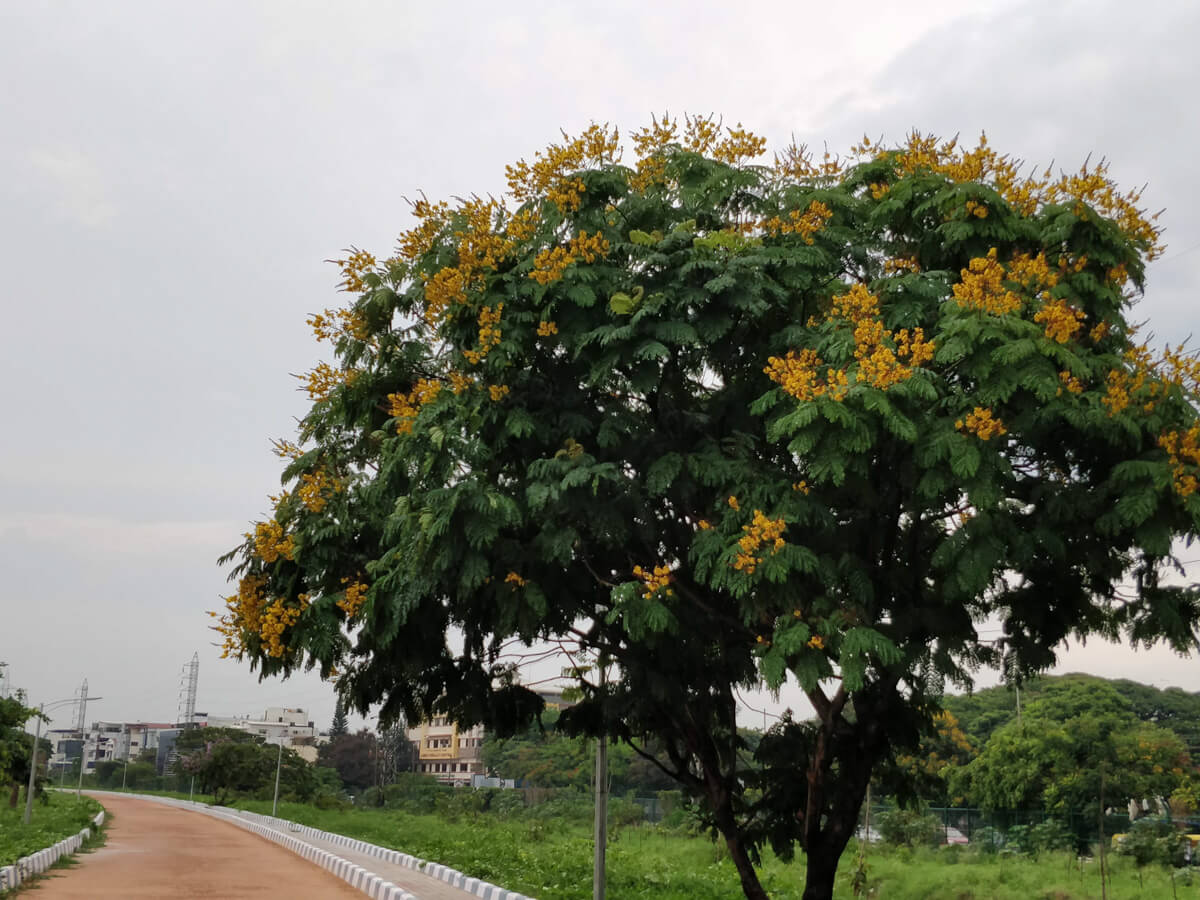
[{"xmin": 31, "ymin": 794, "xmax": 365, "ymax": 898}]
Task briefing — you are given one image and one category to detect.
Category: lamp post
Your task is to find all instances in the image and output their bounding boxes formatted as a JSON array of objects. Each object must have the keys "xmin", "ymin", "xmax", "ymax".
[
  {"xmin": 76, "ymin": 737, "xmax": 90, "ymax": 798},
  {"xmin": 272, "ymin": 739, "xmax": 284, "ymax": 817},
  {"xmin": 23, "ymin": 696, "xmax": 101, "ymax": 825}
]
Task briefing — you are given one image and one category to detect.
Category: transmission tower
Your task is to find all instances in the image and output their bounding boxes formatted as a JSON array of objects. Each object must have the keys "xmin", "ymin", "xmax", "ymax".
[
  {"xmin": 74, "ymin": 678, "xmax": 90, "ymax": 732},
  {"xmin": 177, "ymin": 652, "xmax": 199, "ymax": 727}
]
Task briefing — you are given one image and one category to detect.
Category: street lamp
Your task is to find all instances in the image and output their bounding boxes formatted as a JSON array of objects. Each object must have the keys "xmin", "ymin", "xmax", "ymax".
[
  {"xmin": 272, "ymin": 738, "xmax": 284, "ymax": 817},
  {"xmin": 23, "ymin": 696, "xmax": 102, "ymax": 825}
]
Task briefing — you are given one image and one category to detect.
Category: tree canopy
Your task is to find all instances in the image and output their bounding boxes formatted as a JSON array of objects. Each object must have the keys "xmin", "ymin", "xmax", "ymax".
[{"xmin": 217, "ymin": 118, "xmax": 1200, "ymax": 900}]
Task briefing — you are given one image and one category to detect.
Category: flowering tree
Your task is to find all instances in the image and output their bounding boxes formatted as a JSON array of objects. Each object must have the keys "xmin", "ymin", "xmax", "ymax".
[{"xmin": 218, "ymin": 118, "xmax": 1200, "ymax": 900}]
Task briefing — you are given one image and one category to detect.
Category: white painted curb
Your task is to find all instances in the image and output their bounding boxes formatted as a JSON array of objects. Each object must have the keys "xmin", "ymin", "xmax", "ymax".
[
  {"xmin": 0, "ymin": 807, "xmax": 105, "ymax": 893},
  {"xmin": 88, "ymin": 792, "xmax": 532, "ymax": 899}
]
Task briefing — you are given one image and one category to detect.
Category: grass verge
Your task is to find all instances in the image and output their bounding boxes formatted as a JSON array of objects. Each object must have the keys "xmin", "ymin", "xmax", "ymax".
[
  {"xmin": 0, "ymin": 790, "xmax": 104, "ymax": 867},
  {"xmin": 80, "ymin": 790, "xmax": 1200, "ymax": 899}
]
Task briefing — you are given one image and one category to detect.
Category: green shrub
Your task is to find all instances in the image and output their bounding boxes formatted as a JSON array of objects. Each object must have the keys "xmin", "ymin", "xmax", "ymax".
[{"xmin": 876, "ymin": 807, "xmax": 942, "ymax": 848}]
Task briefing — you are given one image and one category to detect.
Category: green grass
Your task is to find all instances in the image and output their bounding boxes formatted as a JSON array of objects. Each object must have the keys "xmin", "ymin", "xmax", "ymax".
[
  {"xmin": 0, "ymin": 791, "xmax": 103, "ymax": 868},
  {"xmin": 80, "ymin": 790, "xmax": 1200, "ymax": 899}
]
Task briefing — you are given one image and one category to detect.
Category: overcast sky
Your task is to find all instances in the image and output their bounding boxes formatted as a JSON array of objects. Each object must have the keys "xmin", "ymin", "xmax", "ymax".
[{"xmin": 2, "ymin": 0, "xmax": 1198, "ymax": 734}]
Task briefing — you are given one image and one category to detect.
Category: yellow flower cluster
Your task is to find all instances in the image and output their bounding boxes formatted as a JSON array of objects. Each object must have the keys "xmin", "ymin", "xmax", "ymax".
[
  {"xmin": 881, "ymin": 133, "xmax": 1162, "ymax": 257},
  {"xmin": 793, "ymin": 481, "xmax": 810, "ymax": 494},
  {"xmin": 212, "ymin": 574, "xmax": 265, "ymax": 660},
  {"xmin": 308, "ymin": 307, "xmax": 370, "ymax": 344},
  {"xmin": 388, "ymin": 378, "xmax": 442, "ymax": 434},
  {"xmin": 711, "ymin": 124, "xmax": 768, "ymax": 165},
  {"xmin": 727, "ymin": 495, "xmax": 740, "ymax": 510},
  {"xmin": 449, "ymin": 371, "xmax": 474, "ymax": 395},
  {"xmin": 772, "ymin": 141, "xmax": 845, "ymax": 179},
  {"xmin": 331, "ymin": 249, "xmax": 376, "ymax": 293},
  {"xmin": 488, "ymin": 384, "xmax": 510, "ymax": 402},
  {"xmin": 396, "ymin": 198, "xmax": 451, "ymax": 261},
  {"xmin": 956, "ymin": 407, "xmax": 1007, "ymax": 441},
  {"xmin": 454, "ymin": 198, "xmax": 513, "ymax": 272},
  {"xmin": 504, "ymin": 207, "xmax": 541, "ymax": 242},
  {"xmin": 1103, "ymin": 339, "xmax": 1200, "ymax": 420},
  {"xmin": 764, "ymin": 349, "xmax": 850, "ymax": 402},
  {"xmin": 297, "ymin": 469, "xmax": 340, "ymax": 513},
  {"xmin": 1102, "ymin": 343, "xmax": 1158, "ymax": 416},
  {"xmin": 271, "ymin": 438, "xmax": 303, "ymax": 460},
  {"xmin": 260, "ymin": 594, "xmax": 308, "ymax": 658},
  {"xmin": 250, "ymin": 519, "xmax": 294, "ymax": 563},
  {"xmin": 464, "ymin": 303, "xmax": 504, "ymax": 364},
  {"xmin": 536, "ymin": 320, "xmax": 559, "ymax": 337},
  {"xmin": 504, "ymin": 571, "xmax": 527, "ymax": 588},
  {"xmin": 697, "ymin": 519, "xmax": 712, "ymax": 530},
  {"xmin": 807, "ymin": 635, "xmax": 825, "ymax": 650},
  {"xmin": 1058, "ymin": 371, "xmax": 1084, "ymax": 395},
  {"xmin": 300, "ymin": 362, "xmax": 358, "ymax": 401},
  {"xmin": 883, "ymin": 257, "xmax": 921, "ymax": 274},
  {"xmin": 1160, "ymin": 426, "xmax": 1200, "ymax": 497},
  {"xmin": 768, "ymin": 284, "xmax": 933, "ymax": 400},
  {"xmin": 733, "ymin": 510, "xmax": 787, "ymax": 574},
  {"xmin": 530, "ymin": 231, "xmax": 611, "ymax": 285},
  {"xmin": 632, "ymin": 564, "xmax": 672, "ymax": 600},
  {"xmin": 763, "ymin": 200, "xmax": 834, "ymax": 244},
  {"xmin": 1034, "ymin": 298, "xmax": 1085, "ymax": 344},
  {"xmin": 422, "ymin": 265, "xmax": 469, "ymax": 326},
  {"xmin": 505, "ymin": 124, "xmax": 621, "ymax": 210},
  {"xmin": 964, "ymin": 200, "xmax": 989, "ymax": 219},
  {"xmin": 337, "ymin": 579, "xmax": 368, "ymax": 618},
  {"xmin": 952, "ymin": 249, "xmax": 1022, "ymax": 315},
  {"xmin": 869, "ymin": 182, "xmax": 890, "ymax": 200},
  {"xmin": 629, "ymin": 114, "xmax": 678, "ymax": 192}
]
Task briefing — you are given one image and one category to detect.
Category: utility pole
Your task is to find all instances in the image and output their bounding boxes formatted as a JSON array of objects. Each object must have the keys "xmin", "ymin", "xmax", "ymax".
[
  {"xmin": 77, "ymin": 739, "xmax": 88, "ymax": 798},
  {"xmin": 593, "ymin": 659, "xmax": 608, "ymax": 900},
  {"xmin": 272, "ymin": 739, "xmax": 284, "ymax": 817},
  {"xmin": 23, "ymin": 705, "xmax": 43, "ymax": 825}
]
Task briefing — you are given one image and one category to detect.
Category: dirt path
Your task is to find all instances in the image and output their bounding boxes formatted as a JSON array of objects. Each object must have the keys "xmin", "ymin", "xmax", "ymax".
[{"xmin": 28, "ymin": 794, "xmax": 365, "ymax": 898}]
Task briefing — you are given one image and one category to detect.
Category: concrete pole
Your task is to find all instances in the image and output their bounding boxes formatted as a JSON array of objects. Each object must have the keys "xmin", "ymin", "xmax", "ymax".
[
  {"xmin": 77, "ymin": 739, "xmax": 87, "ymax": 798},
  {"xmin": 272, "ymin": 740, "xmax": 283, "ymax": 817},
  {"xmin": 593, "ymin": 660, "xmax": 608, "ymax": 900},
  {"xmin": 593, "ymin": 736, "xmax": 608, "ymax": 900},
  {"xmin": 22, "ymin": 706, "xmax": 42, "ymax": 825}
]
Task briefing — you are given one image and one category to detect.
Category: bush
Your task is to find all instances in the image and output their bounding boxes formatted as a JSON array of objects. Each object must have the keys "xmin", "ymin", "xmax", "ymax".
[
  {"xmin": 1116, "ymin": 818, "xmax": 1189, "ymax": 870},
  {"xmin": 876, "ymin": 807, "xmax": 942, "ymax": 848}
]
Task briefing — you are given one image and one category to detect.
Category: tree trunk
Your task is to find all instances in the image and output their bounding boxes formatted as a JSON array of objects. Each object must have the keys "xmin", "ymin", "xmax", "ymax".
[
  {"xmin": 9, "ymin": 781, "xmax": 18, "ymax": 809},
  {"xmin": 802, "ymin": 848, "xmax": 841, "ymax": 900},
  {"xmin": 719, "ymin": 819, "xmax": 770, "ymax": 900}
]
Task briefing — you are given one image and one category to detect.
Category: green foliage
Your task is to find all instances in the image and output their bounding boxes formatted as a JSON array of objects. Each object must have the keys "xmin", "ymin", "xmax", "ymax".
[
  {"xmin": 875, "ymin": 807, "xmax": 942, "ymax": 848},
  {"xmin": 1116, "ymin": 817, "xmax": 1190, "ymax": 869},
  {"xmin": 318, "ymin": 730, "xmax": 378, "ymax": 792},
  {"xmin": 958, "ymin": 684, "xmax": 1192, "ymax": 816},
  {"xmin": 0, "ymin": 792, "xmax": 103, "ymax": 867},
  {"xmin": 222, "ymin": 122, "xmax": 1200, "ymax": 900},
  {"xmin": 0, "ymin": 696, "xmax": 48, "ymax": 804},
  {"xmin": 180, "ymin": 737, "xmax": 315, "ymax": 805}
]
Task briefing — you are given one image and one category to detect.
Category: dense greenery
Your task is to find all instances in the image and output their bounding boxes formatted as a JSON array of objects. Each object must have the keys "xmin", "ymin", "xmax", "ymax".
[
  {"xmin": 172, "ymin": 792, "xmax": 1200, "ymax": 899},
  {"xmin": 175, "ymin": 728, "xmax": 317, "ymax": 805},
  {"xmin": 218, "ymin": 119, "xmax": 1200, "ymax": 899},
  {"xmin": 0, "ymin": 695, "xmax": 48, "ymax": 809},
  {"xmin": 0, "ymin": 791, "xmax": 102, "ymax": 867},
  {"xmin": 945, "ymin": 673, "xmax": 1200, "ymax": 749}
]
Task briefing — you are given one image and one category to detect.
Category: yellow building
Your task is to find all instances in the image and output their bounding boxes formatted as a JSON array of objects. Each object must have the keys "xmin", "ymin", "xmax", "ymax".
[{"xmin": 407, "ymin": 692, "xmax": 566, "ymax": 786}]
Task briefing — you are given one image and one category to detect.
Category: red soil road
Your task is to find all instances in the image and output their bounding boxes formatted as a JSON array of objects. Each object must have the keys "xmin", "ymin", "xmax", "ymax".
[{"xmin": 29, "ymin": 794, "xmax": 365, "ymax": 898}]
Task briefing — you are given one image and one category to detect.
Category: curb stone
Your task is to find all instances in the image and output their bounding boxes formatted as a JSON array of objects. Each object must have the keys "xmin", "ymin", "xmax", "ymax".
[
  {"xmin": 87, "ymin": 792, "xmax": 532, "ymax": 899},
  {"xmin": 0, "ymin": 808, "xmax": 105, "ymax": 893}
]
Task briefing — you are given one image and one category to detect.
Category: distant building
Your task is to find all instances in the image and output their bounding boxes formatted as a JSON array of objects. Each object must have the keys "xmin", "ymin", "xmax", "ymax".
[{"xmin": 408, "ymin": 691, "xmax": 568, "ymax": 787}]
